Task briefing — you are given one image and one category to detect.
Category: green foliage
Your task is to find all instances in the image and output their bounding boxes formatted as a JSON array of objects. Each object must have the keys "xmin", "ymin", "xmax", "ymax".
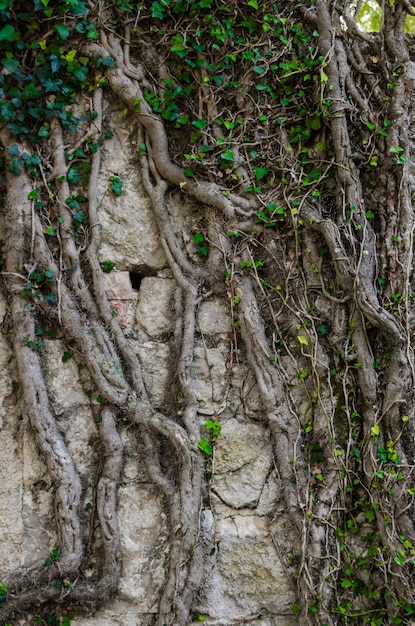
[
  {"xmin": 198, "ymin": 438, "xmax": 213, "ymax": 456},
  {"xmin": 0, "ymin": 583, "xmax": 8, "ymax": 608},
  {"xmin": 198, "ymin": 419, "xmax": 222, "ymax": 456},
  {"xmin": 101, "ymin": 260, "xmax": 115, "ymax": 273},
  {"xmin": 24, "ymin": 336, "xmax": 44, "ymax": 351},
  {"xmin": 144, "ymin": 79, "xmax": 192, "ymax": 127},
  {"xmin": 255, "ymin": 203, "xmax": 286, "ymax": 226},
  {"xmin": 44, "ymin": 548, "xmax": 60, "ymax": 567},
  {"xmin": 193, "ymin": 232, "xmax": 209, "ymax": 257},
  {"xmin": 19, "ymin": 267, "xmax": 57, "ymax": 305},
  {"xmin": 291, "ymin": 602, "xmax": 301, "ymax": 617},
  {"xmin": 239, "ymin": 259, "xmax": 264, "ymax": 270},
  {"xmin": 0, "ymin": 0, "xmax": 109, "ymax": 142},
  {"xmin": 125, "ymin": 0, "xmax": 336, "ymax": 201},
  {"xmin": 36, "ymin": 612, "xmax": 73, "ymax": 626},
  {"xmin": 62, "ymin": 351, "xmax": 72, "ymax": 362},
  {"xmin": 390, "ymin": 146, "xmax": 407, "ymax": 165},
  {"xmin": 108, "ymin": 175, "xmax": 123, "ymax": 196}
]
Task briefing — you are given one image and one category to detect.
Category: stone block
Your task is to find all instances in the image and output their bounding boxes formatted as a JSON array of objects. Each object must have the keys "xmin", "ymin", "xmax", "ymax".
[
  {"xmin": 97, "ymin": 112, "xmax": 166, "ymax": 271},
  {"xmin": 43, "ymin": 339, "xmax": 88, "ymax": 414},
  {"xmin": 197, "ymin": 300, "xmax": 231, "ymax": 335},
  {"xmin": 135, "ymin": 340, "xmax": 171, "ymax": 407},
  {"xmin": 201, "ymin": 513, "xmax": 295, "ymax": 621},
  {"xmin": 135, "ymin": 277, "xmax": 176, "ymax": 336},
  {"xmin": 117, "ymin": 484, "xmax": 168, "ymax": 609},
  {"xmin": 212, "ymin": 418, "xmax": 272, "ymax": 509},
  {"xmin": 109, "ymin": 301, "xmax": 129, "ymax": 328},
  {"xmin": 191, "ymin": 345, "xmax": 229, "ymax": 415},
  {"xmin": 103, "ymin": 271, "xmax": 133, "ymax": 300}
]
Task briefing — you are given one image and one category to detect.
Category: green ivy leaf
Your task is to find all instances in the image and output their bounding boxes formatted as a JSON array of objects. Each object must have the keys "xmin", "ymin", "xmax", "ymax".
[
  {"xmin": 96, "ymin": 55, "xmax": 115, "ymax": 68},
  {"xmin": 220, "ymin": 150, "xmax": 234, "ymax": 162},
  {"xmin": 108, "ymin": 175, "xmax": 123, "ymax": 196},
  {"xmin": 73, "ymin": 66, "xmax": 89, "ymax": 82},
  {"xmin": 0, "ymin": 24, "xmax": 19, "ymax": 41},
  {"xmin": 67, "ymin": 167, "xmax": 79, "ymax": 183},
  {"xmin": 192, "ymin": 119, "xmax": 207, "ymax": 130},
  {"xmin": 0, "ymin": 582, "xmax": 8, "ymax": 608},
  {"xmin": 44, "ymin": 269, "xmax": 54, "ymax": 280},
  {"xmin": 150, "ymin": 0, "xmax": 170, "ymax": 19},
  {"xmin": 0, "ymin": 0, "xmax": 13, "ymax": 10},
  {"xmin": 2, "ymin": 58, "xmax": 19, "ymax": 73},
  {"xmin": 7, "ymin": 145, "xmax": 20, "ymax": 156},
  {"xmin": 193, "ymin": 232, "xmax": 205, "ymax": 244},
  {"xmin": 197, "ymin": 245, "xmax": 209, "ymax": 257},
  {"xmin": 66, "ymin": 196, "xmax": 80, "ymax": 209},
  {"xmin": 38, "ymin": 126, "xmax": 50, "ymax": 137},
  {"xmin": 54, "ymin": 24, "xmax": 70, "ymax": 39},
  {"xmin": 43, "ymin": 293, "xmax": 56, "ymax": 303},
  {"xmin": 254, "ymin": 166, "xmax": 268, "ymax": 180},
  {"xmin": 198, "ymin": 439, "xmax": 212, "ymax": 456},
  {"xmin": 101, "ymin": 260, "xmax": 115, "ymax": 273},
  {"xmin": 86, "ymin": 25, "xmax": 99, "ymax": 39},
  {"xmin": 116, "ymin": 0, "xmax": 133, "ymax": 10},
  {"xmin": 73, "ymin": 210, "xmax": 85, "ymax": 223}
]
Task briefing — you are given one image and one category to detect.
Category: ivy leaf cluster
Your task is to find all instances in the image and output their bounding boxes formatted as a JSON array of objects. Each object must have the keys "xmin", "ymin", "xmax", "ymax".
[{"xmin": 0, "ymin": 0, "xmax": 108, "ymax": 144}]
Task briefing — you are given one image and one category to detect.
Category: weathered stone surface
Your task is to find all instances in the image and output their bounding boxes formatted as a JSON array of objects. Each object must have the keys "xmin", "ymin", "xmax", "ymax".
[
  {"xmin": 134, "ymin": 339, "xmax": 171, "ymax": 407},
  {"xmin": 199, "ymin": 513, "xmax": 295, "ymax": 621},
  {"xmin": 102, "ymin": 271, "xmax": 135, "ymax": 329},
  {"xmin": 231, "ymin": 365, "xmax": 264, "ymax": 416},
  {"xmin": 103, "ymin": 270, "xmax": 133, "ymax": 300},
  {"xmin": 108, "ymin": 301, "xmax": 130, "ymax": 329},
  {"xmin": 72, "ymin": 606, "xmax": 157, "ymax": 626},
  {"xmin": 97, "ymin": 109, "xmax": 165, "ymax": 271},
  {"xmin": 117, "ymin": 484, "xmax": 168, "ymax": 609},
  {"xmin": 200, "ymin": 617, "xmax": 297, "ymax": 626},
  {"xmin": 43, "ymin": 339, "xmax": 88, "ymax": 414},
  {"xmin": 191, "ymin": 345, "xmax": 229, "ymax": 415},
  {"xmin": 134, "ymin": 277, "xmax": 176, "ymax": 336},
  {"xmin": 0, "ymin": 430, "xmax": 23, "ymax": 571},
  {"xmin": 256, "ymin": 470, "xmax": 282, "ymax": 516},
  {"xmin": 21, "ymin": 427, "xmax": 56, "ymax": 564},
  {"xmin": 213, "ymin": 418, "xmax": 272, "ymax": 509},
  {"xmin": 0, "ymin": 317, "xmax": 23, "ymax": 572},
  {"xmin": 197, "ymin": 299, "xmax": 231, "ymax": 335}
]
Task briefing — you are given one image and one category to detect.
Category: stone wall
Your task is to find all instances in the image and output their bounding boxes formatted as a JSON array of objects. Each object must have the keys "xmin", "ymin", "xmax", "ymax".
[{"xmin": 0, "ymin": 104, "xmax": 297, "ymax": 625}]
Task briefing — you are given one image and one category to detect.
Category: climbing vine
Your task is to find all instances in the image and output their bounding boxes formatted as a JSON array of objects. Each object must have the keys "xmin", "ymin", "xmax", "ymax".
[{"xmin": 1, "ymin": 0, "xmax": 415, "ymax": 624}]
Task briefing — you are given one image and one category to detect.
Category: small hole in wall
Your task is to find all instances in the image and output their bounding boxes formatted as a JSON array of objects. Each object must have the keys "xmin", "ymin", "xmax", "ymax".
[{"xmin": 129, "ymin": 272, "xmax": 143, "ymax": 292}]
